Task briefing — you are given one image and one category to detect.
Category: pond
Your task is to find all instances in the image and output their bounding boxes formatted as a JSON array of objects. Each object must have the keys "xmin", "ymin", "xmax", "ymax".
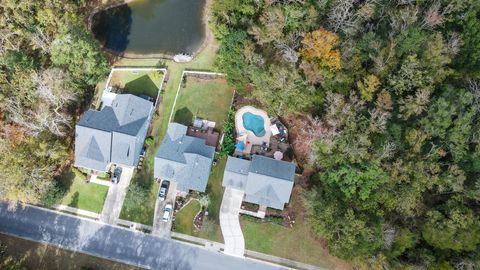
[{"xmin": 91, "ymin": 0, "xmax": 206, "ymax": 56}]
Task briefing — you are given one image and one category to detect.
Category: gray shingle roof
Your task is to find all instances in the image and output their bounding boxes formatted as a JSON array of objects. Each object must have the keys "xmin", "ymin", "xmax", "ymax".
[
  {"xmin": 154, "ymin": 123, "xmax": 215, "ymax": 192},
  {"xmin": 222, "ymin": 155, "xmax": 295, "ymax": 210},
  {"xmin": 223, "ymin": 156, "xmax": 250, "ymax": 190},
  {"xmin": 75, "ymin": 94, "xmax": 153, "ymax": 171}
]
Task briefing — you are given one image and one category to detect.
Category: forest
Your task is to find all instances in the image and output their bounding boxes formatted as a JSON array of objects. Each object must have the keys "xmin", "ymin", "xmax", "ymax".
[
  {"xmin": 0, "ymin": 0, "xmax": 479, "ymax": 269},
  {"xmin": 0, "ymin": 1, "xmax": 108, "ymax": 203},
  {"xmin": 212, "ymin": 0, "xmax": 480, "ymax": 269}
]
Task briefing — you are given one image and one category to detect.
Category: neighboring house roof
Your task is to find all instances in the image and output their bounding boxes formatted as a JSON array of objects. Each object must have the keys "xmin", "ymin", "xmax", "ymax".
[
  {"xmin": 223, "ymin": 156, "xmax": 250, "ymax": 190},
  {"xmin": 223, "ymin": 155, "xmax": 295, "ymax": 210},
  {"xmin": 75, "ymin": 94, "xmax": 153, "ymax": 172},
  {"xmin": 154, "ymin": 123, "xmax": 215, "ymax": 193}
]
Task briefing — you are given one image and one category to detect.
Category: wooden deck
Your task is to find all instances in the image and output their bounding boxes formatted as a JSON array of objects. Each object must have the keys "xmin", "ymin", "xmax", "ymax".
[{"xmin": 187, "ymin": 126, "xmax": 220, "ymax": 149}]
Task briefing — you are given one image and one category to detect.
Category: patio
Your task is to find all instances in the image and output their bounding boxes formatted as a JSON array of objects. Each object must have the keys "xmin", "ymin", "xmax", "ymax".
[
  {"xmin": 234, "ymin": 106, "xmax": 271, "ymax": 154},
  {"xmin": 186, "ymin": 126, "xmax": 220, "ymax": 149}
]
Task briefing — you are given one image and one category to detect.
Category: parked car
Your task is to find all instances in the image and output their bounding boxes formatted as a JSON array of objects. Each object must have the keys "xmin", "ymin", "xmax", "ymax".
[
  {"xmin": 111, "ymin": 167, "xmax": 122, "ymax": 184},
  {"xmin": 158, "ymin": 180, "xmax": 170, "ymax": 201},
  {"xmin": 162, "ymin": 203, "xmax": 173, "ymax": 222}
]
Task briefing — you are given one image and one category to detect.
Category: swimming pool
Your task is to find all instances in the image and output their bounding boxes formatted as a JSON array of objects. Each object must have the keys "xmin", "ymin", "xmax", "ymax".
[{"xmin": 242, "ymin": 112, "xmax": 265, "ymax": 137}]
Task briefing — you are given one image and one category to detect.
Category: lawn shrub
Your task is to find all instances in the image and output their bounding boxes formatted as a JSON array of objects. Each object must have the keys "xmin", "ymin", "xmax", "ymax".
[
  {"xmin": 145, "ymin": 136, "xmax": 154, "ymax": 145},
  {"xmin": 219, "ymin": 108, "xmax": 236, "ymax": 156}
]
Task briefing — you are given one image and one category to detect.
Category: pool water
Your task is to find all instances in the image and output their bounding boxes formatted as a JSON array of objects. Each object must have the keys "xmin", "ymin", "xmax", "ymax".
[{"xmin": 242, "ymin": 112, "xmax": 265, "ymax": 137}]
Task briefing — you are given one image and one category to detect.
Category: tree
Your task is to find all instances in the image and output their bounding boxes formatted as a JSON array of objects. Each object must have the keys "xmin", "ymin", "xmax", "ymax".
[
  {"xmin": 300, "ymin": 28, "xmax": 342, "ymax": 72},
  {"xmin": 455, "ymin": 10, "xmax": 480, "ymax": 72},
  {"xmin": 251, "ymin": 65, "xmax": 314, "ymax": 115},
  {"xmin": 422, "ymin": 200, "xmax": 480, "ymax": 252},
  {"xmin": 248, "ymin": 7, "xmax": 285, "ymax": 45},
  {"xmin": 51, "ymin": 23, "xmax": 108, "ymax": 85},
  {"xmin": 357, "ymin": 74, "xmax": 380, "ymax": 101}
]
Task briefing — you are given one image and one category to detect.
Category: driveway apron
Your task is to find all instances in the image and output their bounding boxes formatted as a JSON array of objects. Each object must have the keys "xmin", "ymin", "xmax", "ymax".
[
  {"xmin": 100, "ymin": 167, "xmax": 134, "ymax": 224},
  {"xmin": 220, "ymin": 187, "xmax": 245, "ymax": 257},
  {"xmin": 152, "ymin": 181, "xmax": 177, "ymax": 237}
]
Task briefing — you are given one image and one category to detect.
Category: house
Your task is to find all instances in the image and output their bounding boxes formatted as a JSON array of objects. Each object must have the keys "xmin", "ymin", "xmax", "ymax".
[
  {"xmin": 74, "ymin": 94, "xmax": 153, "ymax": 172},
  {"xmin": 222, "ymin": 155, "xmax": 295, "ymax": 210},
  {"xmin": 154, "ymin": 123, "xmax": 215, "ymax": 194}
]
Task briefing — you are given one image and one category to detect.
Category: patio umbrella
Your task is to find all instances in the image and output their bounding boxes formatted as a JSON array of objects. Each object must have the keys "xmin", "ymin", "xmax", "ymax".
[
  {"xmin": 274, "ymin": 151, "xmax": 283, "ymax": 160},
  {"xmin": 235, "ymin": 142, "xmax": 245, "ymax": 151}
]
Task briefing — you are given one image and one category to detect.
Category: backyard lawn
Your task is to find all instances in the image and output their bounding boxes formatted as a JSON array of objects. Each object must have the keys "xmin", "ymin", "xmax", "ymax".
[
  {"xmin": 110, "ymin": 70, "xmax": 164, "ymax": 101},
  {"xmin": 240, "ymin": 186, "xmax": 352, "ymax": 270},
  {"xmin": 58, "ymin": 169, "xmax": 109, "ymax": 213},
  {"xmin": 173, "ymin": 77, "xmax": 234, "ymax": 130},
  {"xmin": 174, "ymin": 200, "xmax": 201, "ymax": 235},
  {"xmin": 119, "ymin": 40, "xmax": 222, "ymax": 226}
]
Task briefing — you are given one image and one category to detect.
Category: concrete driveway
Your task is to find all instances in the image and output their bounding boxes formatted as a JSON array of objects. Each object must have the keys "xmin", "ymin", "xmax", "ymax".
[
  {"xmin": 220, "ymin": 187, "xmax": 245, "ymax": 257},
  {"xmin": 152, "ymin": 180, "xmax": 177, "ymax": 238},
  {"xmin": 100, "ymin": 166, "xmax": 134, "ymax": 224}
]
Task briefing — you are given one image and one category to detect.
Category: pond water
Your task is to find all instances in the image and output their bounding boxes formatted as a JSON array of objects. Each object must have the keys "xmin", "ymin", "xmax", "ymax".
[
  {"xmin": 242, "ymin": 112, "xmax": 266, "ymax": 137},
  {"xmin": 91, "ymin": 0, "xmax": 206, "ymax": 55}
]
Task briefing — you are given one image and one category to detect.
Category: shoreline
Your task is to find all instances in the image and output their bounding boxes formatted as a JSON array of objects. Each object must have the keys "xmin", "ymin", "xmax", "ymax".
[{"xmin": 89, "ymin": 0, "xmax": 214, "ymax": 61}]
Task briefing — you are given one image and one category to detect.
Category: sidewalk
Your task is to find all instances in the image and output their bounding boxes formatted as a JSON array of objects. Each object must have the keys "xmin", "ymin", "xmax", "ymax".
[
  {"xmin": 89, "ymin": 175, "xmax": 112, "ymax": 187},
  {"xmin": 53, "ymin": 205, "xmax": 100, "ymax": 219},
  {"xmin": 171, "ymin": 232, "xmax": 326, "ymax": 270}
]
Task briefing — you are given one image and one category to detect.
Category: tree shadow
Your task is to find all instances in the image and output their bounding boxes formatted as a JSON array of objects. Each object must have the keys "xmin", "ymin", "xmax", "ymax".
[
  {"xmin": 91, "ymin": 4, "xmax": 132, "ymax": 53},
  {"xmin": 174, "ymin": 107, "xmax": 193, "ymax": 126},
  {"xmin": 68, "ymin": 192, "xmax": 80, "ymax": 208},
  {"xmin": 125, "ymin": 75, "xmax": 158, "ymax": 99},
  {"xmin": 56, "ymin": 170, "xmax": 75, "ymax": 191}
]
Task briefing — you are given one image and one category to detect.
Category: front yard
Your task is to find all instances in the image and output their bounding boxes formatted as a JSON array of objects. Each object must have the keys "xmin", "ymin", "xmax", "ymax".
[
  {"xmin": 119, "ymin": 179, "xmax": 159, "ymax": 226},
  {"xmin": 173, "ymin": 156, "xmax": 226, "ymax": 242},
  {"xmin": 174, "ymin": 200, "xmax": 201, "ymax": 235},
  {"xmin": 172, "ymin": 76, "xmax": 234, "ymax": 130},
  {"xmin": 58, "ymin": 168, "xmax": 109, "ymax": 213},
  {"xmin": 240, "ymin": 186, "xmax": 352, "ymax": 269}
]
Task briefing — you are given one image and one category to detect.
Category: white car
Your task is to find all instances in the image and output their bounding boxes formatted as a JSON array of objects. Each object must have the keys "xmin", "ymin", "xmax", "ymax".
[{"xmin": 162, "ymin": 203, "xmax": 173, "ymax": 222}]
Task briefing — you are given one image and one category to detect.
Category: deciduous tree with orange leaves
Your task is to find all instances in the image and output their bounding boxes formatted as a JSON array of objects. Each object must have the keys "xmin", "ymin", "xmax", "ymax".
[{"xmin": 300, "ymin": 28, "xmax": 342, "ymax": 71}]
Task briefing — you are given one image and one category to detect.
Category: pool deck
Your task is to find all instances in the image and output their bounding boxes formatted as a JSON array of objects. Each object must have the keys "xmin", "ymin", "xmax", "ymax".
[{"xmin": 235, "ymin": 106, "xmax": 271, "ymax": 154}]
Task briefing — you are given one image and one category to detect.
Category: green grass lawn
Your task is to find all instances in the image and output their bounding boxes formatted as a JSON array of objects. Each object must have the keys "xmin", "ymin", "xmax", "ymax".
[
  {"xmin": 110, "ymin": 70, "xmax": 164, "ymax": 101},
  {"xmin": 194, "ymin": 155, "xmax": 226, "ymax": 242},
  {"xmin": 173, "ymin": 77, "xmax": 234, "ymax": 130},
  {"xmin": 174, "ymin": 200, "xmax": 201, "ymax": 235},
  {"xmin": 240, "ymin": 186, "xmax": 352, "ymax": 270},
  {"xmin": 118, "ymin": 38, "xmax": 220, "ymax": 226},
  {"xmin": 58, "ymin": 169, "xmax": 109, "ymax": 214},
  {"xmin": 119, "ymin": 180, "xmax": 159, "ymax": 226}
]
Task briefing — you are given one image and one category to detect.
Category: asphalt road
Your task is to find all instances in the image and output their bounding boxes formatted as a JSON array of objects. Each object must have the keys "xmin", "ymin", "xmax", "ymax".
[{"xmin": 0, "ymin": 202, "xmax": 285, "ymax": 270}]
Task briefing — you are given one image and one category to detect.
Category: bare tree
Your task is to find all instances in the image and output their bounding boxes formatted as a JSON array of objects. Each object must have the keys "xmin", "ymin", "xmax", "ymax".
[
  {"xmin": 274, "ymin": 32, "xmax": 302, "ymax": 64},
  {"xmin": 422, "ymin": 2, "xmax": 444, "ymax": 29},
  {"xmin": 468, "ymin": 78, "xmax": 480, "ymax": 113},
  {"xmin": 446, "ymin": 32, "xmax": 462, "ymax": 56},
  {"xmin": 383, "ymin": 225, "xmax": 396, "ymax": 249},
  {"xmin": 389, "ymin": 5, "xmax": 419, "ymax": 33},
  {"xmin": 5, "ymin": 68, "xmax": 76, "ymax": 136},
  {"xmin": 328, "ymin": 0, "xmax": 357, "ymax": 34}
]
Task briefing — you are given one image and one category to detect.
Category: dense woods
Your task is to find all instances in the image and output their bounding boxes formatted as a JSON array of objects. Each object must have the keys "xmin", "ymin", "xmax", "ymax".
[
  {"xmin": 212, "ymin": 0, "xmax": 480, "ymax": 269},
  {"xmin": 0, "ymin": 1, "xmax": 108, "ymax": 203},
  {"xmin": 0, "ymin": 0, "xmax": 479, "ymax": 268}
]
